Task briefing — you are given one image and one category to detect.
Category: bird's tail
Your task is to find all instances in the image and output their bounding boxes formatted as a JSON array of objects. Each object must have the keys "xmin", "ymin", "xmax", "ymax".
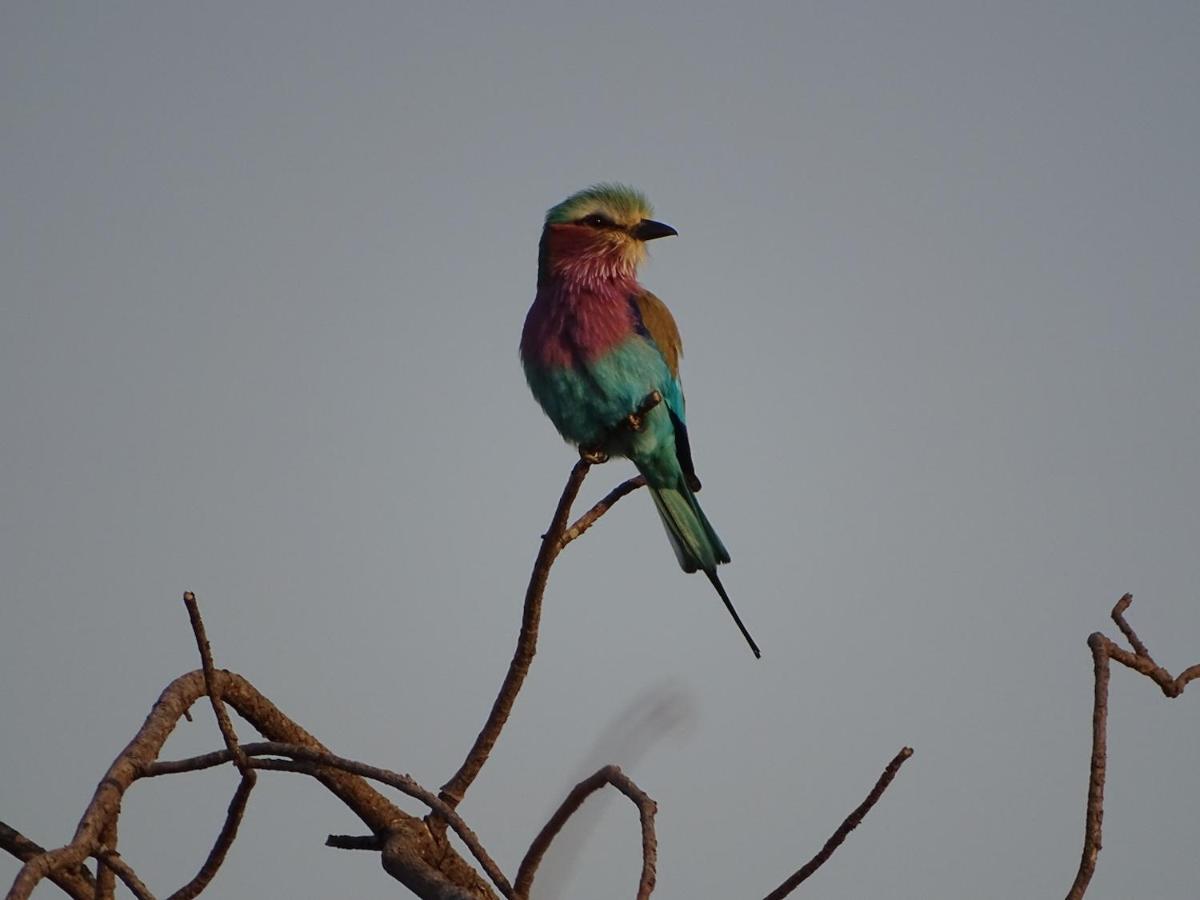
[
  {"xmin": 648, "ymin": 482, "xmax": 761, "ymax": 658},
  {"xmin": 704, "ymin": 568, "xmax": 761, "ymax": 659}
]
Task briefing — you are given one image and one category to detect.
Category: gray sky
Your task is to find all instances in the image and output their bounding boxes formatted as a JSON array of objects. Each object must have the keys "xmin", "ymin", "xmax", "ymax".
[{"xmin": 3, "ymin": 3, "xmax": 1198, "ymax": 898}]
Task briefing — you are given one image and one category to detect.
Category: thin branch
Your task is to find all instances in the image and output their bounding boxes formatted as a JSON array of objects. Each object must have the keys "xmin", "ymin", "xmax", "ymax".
[
  {"xmin": 95, "ymin": 818, "xmax": 117, "ymax": 900},
  {"xmin": 156, "ymin": 594, "xmax": 259, "ymax": 900},
  {"xmin": 0, "ymin": 822, "xmax": 94, "ymax": 900},
  {"xmin": 96, "ymin": 848, "xmax": 155, "ymax": 900},
  {"xmin": 515, "ymin": 765, "xmax": 657, "ymax": 900},
  {"xmin": 326, "ymin": 834, "xmax": 383, "ymax": 851},
  {"xmin": 149, "ymin": 742, "xmax": 512, "ymax": 899},
  {"xmin": 763, "ymin": 746, "xmax": 913, "ymax": 900},
  {"xmin": 183, "ymin": 592, "xmax": 254, "ymax": 777},
  {"xmin": 560, "ymin": 475, "xmax": 646, "ymax": 548},
  {"xmin": 165, "ymin": 774, "xmax": 255, "ymax": 900},
  {"xmin": 1066, "ymin": 594, "xmax": 1200, "ymax": 899},
  {"xmin": 438, "ymin": 460, "xmax": 593, "ymax": 809},
  {"xmin": 1110, "ymin": 593, "xmax": 1149, "ymax": 658}
]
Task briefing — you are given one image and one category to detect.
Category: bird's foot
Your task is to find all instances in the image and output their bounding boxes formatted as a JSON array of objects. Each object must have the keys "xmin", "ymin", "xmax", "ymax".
[
  {"xmin": 579, "ymin": 445, "xmax": 609, "ymax": 465},
  {"xmin": 623, "ymin": 390, "xmax": 663, "ymax": 433},
  {"xmin": 686, "ymin": 473, "xmax": 703, "ymax": 492}
]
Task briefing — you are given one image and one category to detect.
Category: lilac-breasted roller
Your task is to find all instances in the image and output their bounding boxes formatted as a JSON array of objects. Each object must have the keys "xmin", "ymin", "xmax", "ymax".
[{"xmin": 520, "ymin": 184, "xmax": 760, "ymax": 657}]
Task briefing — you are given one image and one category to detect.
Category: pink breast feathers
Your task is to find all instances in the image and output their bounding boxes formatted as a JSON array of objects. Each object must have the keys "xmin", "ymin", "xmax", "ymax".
[{"xmin": 522, "ymin": 279, "xmax": 640, "ymax": 369}]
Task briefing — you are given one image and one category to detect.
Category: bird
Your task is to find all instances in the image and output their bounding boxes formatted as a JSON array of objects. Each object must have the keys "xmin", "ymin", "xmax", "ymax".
[{"xmin": 520, "ymin": 183, "xmax": 760, "ymax": 658}]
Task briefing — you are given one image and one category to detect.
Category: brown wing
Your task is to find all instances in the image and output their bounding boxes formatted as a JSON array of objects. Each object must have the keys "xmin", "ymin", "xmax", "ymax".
[
  {"xmin": 632, "ymin": 289, "xmax": 683, "ymax": 378},
  {"xmin": 631, "ymin": 290, "xmax": 702, "ymax": 490}
]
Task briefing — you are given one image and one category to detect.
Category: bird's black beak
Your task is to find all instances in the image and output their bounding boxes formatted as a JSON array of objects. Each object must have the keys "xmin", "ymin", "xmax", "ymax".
[{"xmin": 631, "ymin": 219, "xmax": 678, "ymax": 241}]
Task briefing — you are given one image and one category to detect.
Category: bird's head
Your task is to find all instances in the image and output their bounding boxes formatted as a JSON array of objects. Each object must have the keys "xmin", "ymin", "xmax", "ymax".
[{"xmin": 538, "ymin": 183, "xmax": 677, "ymax": 286}]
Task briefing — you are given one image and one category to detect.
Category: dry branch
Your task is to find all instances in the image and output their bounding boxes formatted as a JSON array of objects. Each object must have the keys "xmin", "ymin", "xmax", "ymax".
[
  {"xmin": 4, "ymin": 668, "xmax": 497, "ymax": 900},
  {"xmin": 145, "ymin": 744, "xmax": 511, "ymax": 898},
  {"xmin": 515, "ymin": 765, "xmax": 657, "ymax": 900},
  {"xmin": 435, "ymin": 463, "xmax": 647, "ymax": 814},
  {"xmin": 4, "ymin": 463, "xmax": 927, "ymax": 900},
  {"xmin": 0, "ymin": 823, "xmax": 94, "ymax": 900},
  {"xmin": 95, "ymin": 848, "xmax": 154, "ymax": 900},
  {"xmin": 1065, "ymin": 594, "xmax": 1200, "ymax": 899},
  {"xmin": 183, "ymin": 592, "xmax": 253, "ymax": 778},
  {"xmin": 763, "ymin": 747, "xmax": 913, "ymax": 899},
  {"xmin": 164, "ymin": 774, "xmax": 254, "ymax": 900},
  {"xmin": 438, "ymin": 460, "xmax": 591, "ymax": 810}
]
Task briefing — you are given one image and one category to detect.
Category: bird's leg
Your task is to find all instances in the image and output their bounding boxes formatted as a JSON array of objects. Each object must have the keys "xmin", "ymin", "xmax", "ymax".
[
  {"xmin": 622, "ymin": 390, "xmax": 663, "ymax": 433},
  {"xmin": 578, "ymin": 444, "xmax": 609, "ymax": 465},
  {"xmin": 581, "ymin": 392, "xmax": 663, "ymax": 464}
]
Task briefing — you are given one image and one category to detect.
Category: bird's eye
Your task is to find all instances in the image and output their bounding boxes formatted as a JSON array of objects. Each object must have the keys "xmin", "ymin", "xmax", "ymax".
[{"xmin": 580, "ymin": 213, "xmax": 612, "ymax": 228}]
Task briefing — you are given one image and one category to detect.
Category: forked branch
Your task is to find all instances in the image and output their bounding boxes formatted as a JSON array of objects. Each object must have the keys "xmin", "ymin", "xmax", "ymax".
[
  {"xmin": 5, "ymin": 463, "xmax": 923, "ymax": 900},
  {"xmin": 437, "ymin": 461, "xmax": 645, "ymax": 811},
  {"xmin": 1066, "ymin": 594, "xmax": 1200, "ymax": 899}
]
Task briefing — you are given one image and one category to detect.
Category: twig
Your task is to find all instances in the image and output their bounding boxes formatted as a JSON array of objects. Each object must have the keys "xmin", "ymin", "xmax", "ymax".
[
  {"xmin": 183, "ymin": 592, "xmax": 253, "ymax": 777},
  {"xmin": 148, "ymin": 741, "xmax": 512, "ymax": 899},
  {"xmin": 515, "ymin": 765, "xmax": 657, "ymax": 900},
  {"xmin": 1066, "ymin": 594, "xmax": 1200, "ymax": 899},
  {"xmin": 326, "ymin": 834, "xmax": 383, "ymax": 851},
  {"xmin": 1110, "ymin": 593, "xmax": 1149, "ymax": 658},
  {"xmin": 96, "ymin": 847, "xmax": 156, "ymax": 900},
  {"xmin": 559, "ymin": 475, "xmax": 646, "ymax": 548},
  {"xmin": 0, "ymin": 822, "xmax": 94, "ymax": 900},
  {"xmin": 763, "ymin": 747, "xmax": 914, "ymax": 900},
  {"xmin": 165, "ymin": 774, "xmax": 255, "ymax": 900},
  {"xmin": 438, "ymin": 460, "xmax": 593, "ymax": 809},
  {"xmin": 163, "ymin": 592, "xmax": 258, "ymax": 899}
]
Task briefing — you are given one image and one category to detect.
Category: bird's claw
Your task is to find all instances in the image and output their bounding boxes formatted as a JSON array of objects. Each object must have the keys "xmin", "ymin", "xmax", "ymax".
[
  {"xmin": 579, "ymin": 445, "xmax": 609, "ymax": 465},
  {"xmin": 623, "ymin": 390, "xmax": 663, "ymax": 433}
]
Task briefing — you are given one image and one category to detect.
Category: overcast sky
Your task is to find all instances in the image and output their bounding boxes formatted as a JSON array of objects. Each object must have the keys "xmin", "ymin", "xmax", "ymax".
[{"xmin": 3, "ymin": 3, "xmax": 1199, "ymax": 898}]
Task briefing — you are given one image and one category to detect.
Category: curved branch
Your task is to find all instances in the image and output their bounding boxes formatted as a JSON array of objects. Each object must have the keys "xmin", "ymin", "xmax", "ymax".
[
  {"xmin": 515, "ymin": 765, "xmax": 657, "ymax": 900},
  {"xmin": 438, "ymin": 464, "xmax": 647, "ymax": 814},
  {"xmin": 560, "ymin": 475, "xmax": 646, "ymax": 549},
  {"xmin": 164, "ymin": 774, "xmax": 254, "ymax": 900},
  {"xmin": 438, "ymin": 461, "xmax": 593, "ymax": 808}
]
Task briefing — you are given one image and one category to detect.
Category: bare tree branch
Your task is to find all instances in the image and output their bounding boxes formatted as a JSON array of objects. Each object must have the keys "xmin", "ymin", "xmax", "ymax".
[
  {"xmin": 145, "ymin": 741, "xmax": 511, "ymax": 898},
  {"xmin": 58, "ymin": 471, "xmax": 1200, "ymax": 900},
  {"xmin": 259, "ymin": 758, "xmax": 510, "ymax": 897},
  {"xmin": 763, "ymin": 746, "xmax": 913, "ymax": 900},
  {"xmin": 515, "ymin": 765, "xmax": 657, "ymax": 900},
  {"xmin": 183, "ymin": 592, "xmax": 254, "ymax": 778},
  {"xmin": 437, "ymin": 460, "xmax": 593, "ymax": 809},
  {"xmin": 0, "ymin": 822, "xmax": 94, "ymax": 900},
  {"xmin": 95, "ymin": 848, "xmax": 155, "ymax": 900},
  {"xmin": 326, "ymin": 835, "xmax": 382, "ymax": 851},
  {"xmin": 164, "ymin": 774, "xmax": 254, "ymax": 900},
  {"xmin": 1066, "ymin": 594, "xmax": 1200, "ymax": 899},
  {"xmin": 93, "ymin": 816, "xmax": 117, "ymax": 900},
  {"xmin": 560, "ymin": 475, "xmax": 646, "ymax": 548},
  {"xmin": 6, "ymin": 669, "xmax": 498, "ymax": 900}
]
